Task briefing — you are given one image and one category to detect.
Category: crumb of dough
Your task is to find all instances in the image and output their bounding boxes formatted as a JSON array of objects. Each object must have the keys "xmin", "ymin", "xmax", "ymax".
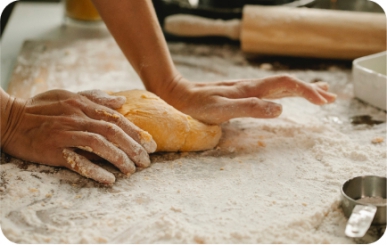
[
  {"xmin": 257, "ymin": 141, "xmax": 266, "ymax": 147},
  {"xmin": 95, "ymin": 109, "xmax": 120, "ymax": 119},
  {"xmin": 371, "ymin": 137, "xmax": 384, "ymax": 144},
  {"xmin": 194, "ymin": 236, "xmax": 206, "ymax": 244}
]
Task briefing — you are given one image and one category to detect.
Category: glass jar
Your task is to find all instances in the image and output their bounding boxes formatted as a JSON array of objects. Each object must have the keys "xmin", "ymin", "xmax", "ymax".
[{"xmin": 64, "ymin": 0, "xmax": 102, "ymax": 26}]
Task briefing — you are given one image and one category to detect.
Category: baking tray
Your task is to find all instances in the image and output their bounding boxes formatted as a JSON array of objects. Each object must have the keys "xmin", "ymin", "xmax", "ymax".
[{"xmin": 353, "ymin": 51, "xmax": 386, "ymax": 111}]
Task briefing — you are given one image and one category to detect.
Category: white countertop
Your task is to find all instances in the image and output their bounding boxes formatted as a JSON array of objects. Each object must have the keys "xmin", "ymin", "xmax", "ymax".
[{"xmin": 1, "ymin": 1, "xmax": 111, "ymax": 90}]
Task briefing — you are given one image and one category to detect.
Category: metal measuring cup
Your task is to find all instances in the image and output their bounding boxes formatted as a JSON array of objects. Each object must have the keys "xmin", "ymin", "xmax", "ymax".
[{"xmin": 341, "ymin": 175, "xmax": 386, "ymax": 238}]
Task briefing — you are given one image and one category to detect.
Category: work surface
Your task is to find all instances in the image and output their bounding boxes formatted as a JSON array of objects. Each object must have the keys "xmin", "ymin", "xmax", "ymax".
[{"xmin": 1, "ymin": 38, "xmax": 386, "ymax": 243}]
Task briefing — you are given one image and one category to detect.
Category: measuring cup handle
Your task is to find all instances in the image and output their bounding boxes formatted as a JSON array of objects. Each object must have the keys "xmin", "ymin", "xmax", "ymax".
[{"xmin": 345, "ymin": 205, "xmax": 377, "ymax": 238}]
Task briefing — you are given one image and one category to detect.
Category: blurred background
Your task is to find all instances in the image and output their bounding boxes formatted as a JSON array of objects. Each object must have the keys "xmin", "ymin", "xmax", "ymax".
[{"xmin": 1, "ymin": 0, "xmax": 384, "ymax": 38}]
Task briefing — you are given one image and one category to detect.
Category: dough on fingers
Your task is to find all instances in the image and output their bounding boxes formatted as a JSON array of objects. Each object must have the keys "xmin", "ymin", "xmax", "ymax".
[{"xmin": 113, "ymin": 90, "xmax": 222, "ymax": 152}]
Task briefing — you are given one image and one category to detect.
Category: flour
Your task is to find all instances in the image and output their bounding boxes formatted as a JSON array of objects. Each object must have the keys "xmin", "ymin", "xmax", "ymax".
[
  {"xmin": 78, "ymin": 89, "xmax": 127, "ymax": 109},
  {"xmin": 1, "ymin": 40, "xmax": 386, "ymax": 243},
  {"xmin": 357, "ymin": 197, "xmax": 387, "ymax": 206},
  {"xmin": 62, "ymin": 148, "xmax": 116, "ymax": 184},
  {"xmin": 8, "ymin": 39, "xmax": 144, "ymax": 99}
]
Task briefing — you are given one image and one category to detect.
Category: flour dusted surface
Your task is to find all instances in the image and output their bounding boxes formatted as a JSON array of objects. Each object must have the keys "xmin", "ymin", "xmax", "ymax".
[{"xmin": 1, "ymin": 40, "xmax": 386, "ymax": 243}]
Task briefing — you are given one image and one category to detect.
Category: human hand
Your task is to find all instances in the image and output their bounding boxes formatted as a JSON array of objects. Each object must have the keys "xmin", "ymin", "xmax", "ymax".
[
  {"xmin": 159, "ymin": 75, "xmax": 337, "ymax": 125},
  {"xmin": 1, "ymin": 89, "xmax": 157, "ymax": 184}
]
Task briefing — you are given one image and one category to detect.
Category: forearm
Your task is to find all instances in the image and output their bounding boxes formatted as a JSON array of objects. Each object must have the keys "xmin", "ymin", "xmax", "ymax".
[
  {"xmin": 1, "ymin": 88, "xmax": 12, "ymax": 145},
  {"xmin": 92, "ymin": 0, "xmax": 181, "ymax": 95}
]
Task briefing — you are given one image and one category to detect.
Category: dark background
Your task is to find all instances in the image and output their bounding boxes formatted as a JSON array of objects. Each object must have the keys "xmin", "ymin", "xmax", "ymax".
[{"xmin": 1, "ymin": 0, "xmax": 384, "ymax": 38}]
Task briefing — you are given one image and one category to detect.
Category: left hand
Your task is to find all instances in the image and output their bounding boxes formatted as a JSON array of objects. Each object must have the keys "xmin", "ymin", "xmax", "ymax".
[
  {"xmin": 158, "ymin": 74, "xmax": 337, "ymax": 125},
  {"xmin": 1, "ymin": 89, "xmax": 156, "ymax": 184}
]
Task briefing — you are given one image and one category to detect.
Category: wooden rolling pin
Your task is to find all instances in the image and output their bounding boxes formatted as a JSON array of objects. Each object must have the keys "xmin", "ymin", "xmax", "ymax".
[{"xmin": 164, "ymin": 6, "xmax": 386, "ymax": 59}]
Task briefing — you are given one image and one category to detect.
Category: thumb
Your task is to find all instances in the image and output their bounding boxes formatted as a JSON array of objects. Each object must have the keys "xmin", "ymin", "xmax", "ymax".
[{"xmin": 79, "ymin": 90, "xmax": 126, "ymax": 109}]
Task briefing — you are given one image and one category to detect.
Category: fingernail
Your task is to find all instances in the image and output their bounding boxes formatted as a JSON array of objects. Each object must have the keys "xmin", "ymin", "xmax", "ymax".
[
  {"xmin": 265, "ymin": 102, "xmax": 282, "ymax": 117},
  {"xmin": 107, "ymin": 95, "xmax": 126, "ymax": 109},
  {"xmin": 272, "ymin": 104, "xmax": 283, "ymax": 117},
  {"xmin": 115, "ymin": 95, "xmax": 126, "ymax": 105},
  {"xmin": 328, "ymin": 93, "xmax": 337, "ymax": 99},
  {"xmin": 134, "ymin": 150, "xmax": 151, "ymax": 168},
  {"xmin": 98, "ymin": 171, "xmax": 116, "ymax": 185},
  {"xmin": 122, "ymin": 157, "xmax": 136, "ymax": 175},
  {"xmin": 139, "ymin": 131, "xmax": 157, "ymax": 153}
]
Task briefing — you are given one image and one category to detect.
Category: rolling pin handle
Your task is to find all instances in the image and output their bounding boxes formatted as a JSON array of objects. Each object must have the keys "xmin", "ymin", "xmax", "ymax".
[{"xmin": 164, "ymin": 14, "xmax": 241, "ymax": 40}]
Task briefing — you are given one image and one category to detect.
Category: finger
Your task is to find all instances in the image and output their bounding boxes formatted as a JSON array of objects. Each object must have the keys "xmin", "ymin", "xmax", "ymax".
[
  {"xmin": 80, "ymin": 103, "xmax": 157, "ymax": 153},
  {"xmin": 299, "ymin": 85, "xmax": 329, "ymax": 105},
  {"xmin": 313, "ymin": 81, "xmax": 329, "ymax": 91},
  {"xmin": 82, "ymin": 120, "xmax": 151, "ymax": 168},
  {"xmin": 79, "ymin": 90, "xmax": 126, "ymax": 109},
  {"xmin": 315, "ymin": 87, "xmax": 337, "ymax": 103},
  {"xmin": 289, "ymin": 79, "xmax": 336, "ymax": 104},
  {"xmin": 299, "ymin": 83, "xmax": 336, "ymax": 105},
  {"xmin": 260, "ymin": 80, "xmax": 331, "ymax": 105},
  {"xmin": 65, "ymin": 131, "xmax": 136, "ymax": 175},
  {"xmin": 213, "ymin": 97, "xmax": 282, "ymax": 122},
  {"xmin": 93, "ymin": 108, "xmax": 157, "ymax": 153},
  {"xmin": 62, "ymin": 148, "xmax": 116, "ymax": 184}
]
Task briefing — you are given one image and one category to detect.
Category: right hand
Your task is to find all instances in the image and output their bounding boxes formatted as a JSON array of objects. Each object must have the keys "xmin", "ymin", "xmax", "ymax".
[
  {"xmin": 158, "ymin": 75, "xmax": 337, "ymax": 125},
  {"xmin": 1, "ymin": 89, "xmax": 157, "ymax": 184}
]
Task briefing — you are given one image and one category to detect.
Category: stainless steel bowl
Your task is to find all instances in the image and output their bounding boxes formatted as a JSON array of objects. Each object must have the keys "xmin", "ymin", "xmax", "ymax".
[{"xmin": 341, "ymin": 175, "xmax": 386, "ymax": 226}]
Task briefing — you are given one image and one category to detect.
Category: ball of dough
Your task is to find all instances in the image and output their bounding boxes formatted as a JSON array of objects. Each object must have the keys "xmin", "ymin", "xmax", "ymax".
[{"xmin": 113, "ymin": 90, "xmax": 222, "ymax": 152}]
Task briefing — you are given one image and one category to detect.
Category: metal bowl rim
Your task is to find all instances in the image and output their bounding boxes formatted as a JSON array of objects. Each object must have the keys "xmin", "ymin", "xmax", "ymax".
[{"xmin": 341, "ymin": 175, "xmax": 387, "ymax": 207}]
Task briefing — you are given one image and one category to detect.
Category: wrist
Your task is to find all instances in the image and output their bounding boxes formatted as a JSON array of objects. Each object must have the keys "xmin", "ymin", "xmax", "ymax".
[
  {"xmin": 147, "ymin": 73, "xmax": 187, "ymax": 100},
  {"xmin": 154, "ymin": 75, "xmax": 196, "ymax": 115},
  {"xmin": 1, "ymin": 94, "xmax": 25, "ymax": 150}
]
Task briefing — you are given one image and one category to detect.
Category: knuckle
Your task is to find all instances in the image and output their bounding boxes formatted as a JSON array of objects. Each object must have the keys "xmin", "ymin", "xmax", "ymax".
[
  {"xmin": 97, "ymin": 107, "xmax": 124, "ymax": 122},
  {"xmin": 101, "ymin": 121, "xmax": 121, "ymax": 136},
  {"xmin": 114, "ymin": 113, "xmax": 127, "ymax": 124},
  {"xmin": 277, "ymin": 74, "xmax": 295, "ymax": 83},
  {"xmin": 62, "ymin": 116, "xmax": 88, "ymax": 130},
  {"xmin": 116, "ymin": 151, "xmax": 128, "ymax": 163},
  {"xmin": 87, "ymin": 133, "xmax": 106, "ymax": 147},
  {"xmin": 117, "ymin": 116, "xmax": 138, "ymax": 131},
  {"xmin": 234, "ymin": 83, "xmax": 246, "ymax": 94},
  {"xmin": 235, "ymin": 80, "xmax": 251, "ymax": 91},
  {"xmin": 64, "ymin": 96, "xmax": 84, "ymax": 107},
  {"xmin": 112, "ymin": 149, "xmax": 132, "ymax": 171},
  {"xmin": 246, "ymin": 97, "xmax": 260, "ymax": 108}
]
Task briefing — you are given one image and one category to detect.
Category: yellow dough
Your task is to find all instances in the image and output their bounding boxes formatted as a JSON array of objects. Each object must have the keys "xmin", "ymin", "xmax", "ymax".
[{"xmin": 113, "ymin": 90, "xmax": 222, "ymax": 152}]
